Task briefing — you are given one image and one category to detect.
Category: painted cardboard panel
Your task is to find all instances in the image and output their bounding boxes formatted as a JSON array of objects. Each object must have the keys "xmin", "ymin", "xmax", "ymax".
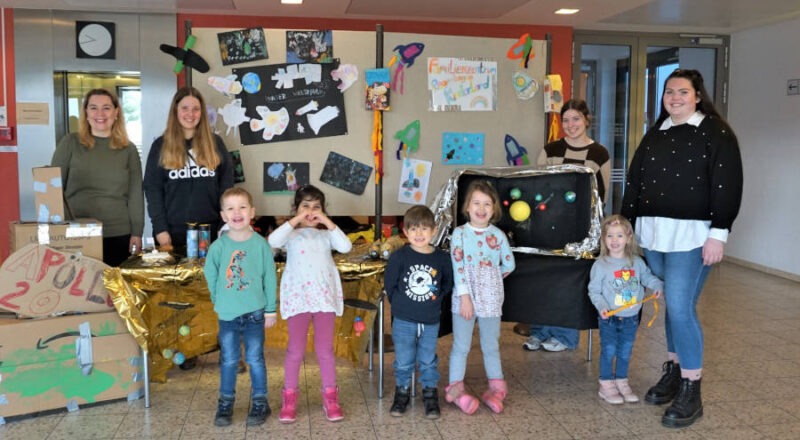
[
  {"xmin": 0, "ymin": 243, "xmax": 113, "ymax": 317},
  {"xmin": 0, "ymin": 311, "xmax": 143, "ymax": 418},
  {"xmin": 32, "ymin": 167, "xmax": 65, "ymax": 223},
  {"xmin": 10, "ymin": 219, "xmax": 103, "ymax": 261}
]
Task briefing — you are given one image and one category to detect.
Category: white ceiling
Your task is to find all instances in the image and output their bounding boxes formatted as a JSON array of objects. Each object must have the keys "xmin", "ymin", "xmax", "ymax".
[{"xmin": 2, "ymin": 0, "xmax": 800, "ymax": 34}]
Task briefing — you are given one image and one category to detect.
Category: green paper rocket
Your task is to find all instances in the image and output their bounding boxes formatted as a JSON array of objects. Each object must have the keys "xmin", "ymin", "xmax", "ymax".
[{"xmin": 394, "ymin": 120, "xmax": 420, "ymax": 159}]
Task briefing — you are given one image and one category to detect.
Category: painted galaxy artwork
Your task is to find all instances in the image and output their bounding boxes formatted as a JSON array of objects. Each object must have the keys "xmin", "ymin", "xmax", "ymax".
[
  {"xmin": 319, "ymin": 151, "xmax": 372, "ymax": 195},
  {"xmin": 286, "ymin": 30, "xmax": 333, "ymax": 64},
  {"xmin": 441, "ymin": 132, "xmax": 485, "ymax": 165},
  {"xmin": 217, "ymin": 27, "xmax": 268, "ymax": 66},
  {"xmin": 263, "ymin": 162, "xmax": 310, "ymax": 194}
]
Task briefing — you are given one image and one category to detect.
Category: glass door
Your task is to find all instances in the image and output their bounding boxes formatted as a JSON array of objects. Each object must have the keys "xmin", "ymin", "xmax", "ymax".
[{"xmin": 573, "ymin": 33, "xmax": 729, "ymax": 214}]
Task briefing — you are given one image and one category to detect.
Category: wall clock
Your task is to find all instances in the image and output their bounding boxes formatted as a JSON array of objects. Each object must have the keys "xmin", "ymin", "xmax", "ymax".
[{"xmin": 76, "ymin": 21, "xmax": 116, "ymax": 59}]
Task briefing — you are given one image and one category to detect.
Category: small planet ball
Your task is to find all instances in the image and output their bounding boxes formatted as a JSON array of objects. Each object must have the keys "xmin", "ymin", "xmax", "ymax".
[
  {"xmin": 242, "ymin": 72, "xmax": 261, "ymax": 94},
  {"xmin": 564, "ymin": 191, "xmax": 577, "ymax": 203},
  {"xmin": 509, "ymin": 188, "xmax": 522, "ymax": 200},
  {"xmin": 503, "ymin": 200, "xmax": 510, "ymax": 207},
  {"xmin": 179, "ymin": 325, "xmax": 191, "ymax": 337},
  {"xmin": 162, "ymin": 348, "xmax": 174, "ymax": 359},
  {"xmin": 538, "ymin": 203, "xmax": 547, "ymax": 211},
  {"xmin": 509, "ymin": 201, "xmax": 531, "ymax": 222},
  {"xmin": 172, "ymin": 352, "xmax": 186, "ymax": 365},
  {"xmin": 534, "ymin": 193, "xmax": 543, "ymax": 202}
]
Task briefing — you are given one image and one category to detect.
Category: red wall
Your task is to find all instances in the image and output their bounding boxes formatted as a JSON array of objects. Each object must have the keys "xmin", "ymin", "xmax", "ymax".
[
  {"xmin": 176, "ymin": 15, "xmax": 572, "ymax": 104},
  {"xmin": 0, "ymin": 8, "xmax": 18, "ymax": 262}
]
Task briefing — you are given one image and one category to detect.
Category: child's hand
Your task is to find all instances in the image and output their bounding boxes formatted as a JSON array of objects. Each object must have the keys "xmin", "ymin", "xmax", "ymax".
[
  {"xmin": 264, "ymin": 315, "xmax": 277, "ymax": 328},
  {"xmin": 315, "ymin": 212, "xmax": 336, "ymax": 230},
  {"xmin": 459, "ymin": 295, "xmax": 474, "ymax": 320},
  {"xmin": 290, "ymin": 212, "xmax": 306, "ymax": 228},
  {"xmin": 600, "ymin": 309, "xmax": 610, "ymax": 319},
  {"xmin": 653, "ymin": 290, "xmax": 663, "ymax": 299}
]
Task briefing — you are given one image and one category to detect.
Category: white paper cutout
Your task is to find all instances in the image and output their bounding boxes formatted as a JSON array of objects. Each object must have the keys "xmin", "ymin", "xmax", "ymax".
[
  {"xmin": 331, "ymin": 64, "xmax": 359, "ymax": 91},
  {"xmin": 249, "ymin": 106, "xmax": 290, "ymax": 141},
  {"xmin": 306, "ymin": 106, "xmax": 339, "ymax": 135},
  {"xmin": 208, "ymin": 75, "xmax": 243, "ymax": 96},
  {"xmin": 218, "ymin": 99, "xmax": 250, "ymax": 136}
]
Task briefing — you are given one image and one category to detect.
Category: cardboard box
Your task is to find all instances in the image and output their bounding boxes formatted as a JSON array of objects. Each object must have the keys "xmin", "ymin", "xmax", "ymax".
[
  {"xmin": 33, "ymin": 166, "xmax": 65, "ymax": 223},
  {"xmin": 10, "ymin": 219, "xmax": 103, "ymax": 261},
  {"xmin": 0, "ymin": 311, "xmax": 143, "ymax": 418},
  {"xmin": 0, "ymin": 243, "xmax": 114, "ymax": 317}
]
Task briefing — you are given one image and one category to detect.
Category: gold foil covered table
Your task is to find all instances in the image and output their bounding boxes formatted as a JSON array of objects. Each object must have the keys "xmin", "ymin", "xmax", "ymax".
[{"xmin": 104, "ymin": 243, "xmax": 385, "ymax": 384}]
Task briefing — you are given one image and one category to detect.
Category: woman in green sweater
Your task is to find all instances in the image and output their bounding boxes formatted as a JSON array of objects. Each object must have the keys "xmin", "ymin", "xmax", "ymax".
[{"xmin": 51, "ymin": 88, "xmax": 144, "ymax": 266}]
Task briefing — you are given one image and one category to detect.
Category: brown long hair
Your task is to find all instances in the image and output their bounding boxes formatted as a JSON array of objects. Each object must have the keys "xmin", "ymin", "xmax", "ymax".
[
  {"xmin": 79, "ymin": 88, "xmax": 130, "ymax": 150},
  {"xmin": 160, "ymin": 86, "xmax": 220, "ymax": 170}
]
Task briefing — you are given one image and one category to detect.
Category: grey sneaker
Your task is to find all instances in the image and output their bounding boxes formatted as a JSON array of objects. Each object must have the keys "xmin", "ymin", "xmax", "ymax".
[
  {"xmin": 246, "ymin": 397, "xmax": 271, "ymax": 426},
  {"xmin": 541, "ymin": 338, "xmax": 568, "ymax": 352},
  {"xmin": 214, "ymin": 397, "xmax": 234, "ymax": 427},
  {"xmin": 522, "ymin": 335, "xmax": 542, "ymax": 351}
]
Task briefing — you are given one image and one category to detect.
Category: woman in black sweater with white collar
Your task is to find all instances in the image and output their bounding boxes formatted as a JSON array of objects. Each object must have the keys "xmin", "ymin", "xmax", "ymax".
[{"xmin": 621, "ymin": 69, "xmax": 743, "ymax": 429}]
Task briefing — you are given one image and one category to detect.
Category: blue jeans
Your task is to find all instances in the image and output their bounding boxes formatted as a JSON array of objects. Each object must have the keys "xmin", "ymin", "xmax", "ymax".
[
  {"xmin": 218, "ymin": 310, "xmax": 267, "ymax": 399},
  {"xmin": 392, "ymin": 318, "xmax": 440, "ymax": 389},
  {"xmin": 644, "ymin": 247, "xmax": 711, "ymax": 370},
  {"xmin": 530, "ymin": 325, "xmax": 579, "ymax": 349},
  {"xmin": 598, "ymin": 315, "xmax": 639, "ymax": 380},
  {"xmin": 449, "ymin": 314, "xmax": 503, "ymax": 382}
]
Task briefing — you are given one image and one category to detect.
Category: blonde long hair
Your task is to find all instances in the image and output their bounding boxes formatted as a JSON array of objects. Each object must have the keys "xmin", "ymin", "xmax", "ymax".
[
  {"xmin": 159, "ymin": 86, "xmax": 220, "ymax": 170},
  {"xmin": 599, "ymin": 215, "xmax": 641, "ymax": 265},
  {"xmin": 78, "ymin": 88, "xmax": 130, "ymax": 150}
]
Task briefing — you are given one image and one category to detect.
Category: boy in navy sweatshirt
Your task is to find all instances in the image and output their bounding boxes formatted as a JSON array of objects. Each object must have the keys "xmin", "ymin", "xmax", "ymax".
[{"xmin": 384, "ymin": 205, "xmax": 453, "ymax": 419}]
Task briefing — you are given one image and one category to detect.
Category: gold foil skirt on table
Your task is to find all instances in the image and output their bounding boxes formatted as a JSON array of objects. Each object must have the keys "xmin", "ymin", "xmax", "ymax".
[{"xmin": 104, "ymin": 242, "xmax": 385, "ymax": 383}]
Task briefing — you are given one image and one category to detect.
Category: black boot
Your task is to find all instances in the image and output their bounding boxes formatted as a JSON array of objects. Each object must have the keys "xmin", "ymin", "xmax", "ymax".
[
  {"xmin": 214, "ymin": 397, "xmax": 234, "ymax": 427},
  {"xmin": 246, "ymin": 396, "xmax": 271, "ymax": 426},
  {"xmin": 390, "ymin": 386, "xmax": 411, "ymax": 417},
  {"xmin": 662, "ymin": 378, "xmax": 703, "ymax": 428},
  {"xmin": 422, "ymin": 387, "xmax": 441, "ymax": 420},
  {"xmin": 645, "ymin": 361, "xmax": 681, "ymax": 404}
]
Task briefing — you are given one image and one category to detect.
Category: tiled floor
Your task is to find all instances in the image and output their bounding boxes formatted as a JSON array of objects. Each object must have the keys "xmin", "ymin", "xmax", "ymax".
[{"xmin": 3, "ymin": 261, "xmax": 800, "ymax": 439}]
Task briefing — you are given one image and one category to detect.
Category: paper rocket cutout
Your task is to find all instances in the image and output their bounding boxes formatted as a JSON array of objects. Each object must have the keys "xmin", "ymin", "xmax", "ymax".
[
  {"xmin": 507, "ymin": 33, "xmax": 535, "ymax": 69},
  {"xmin": 504, "ymin": 134, "xmax": 530, "ymax": 166},
  {"xmin": 160, "ymin": 35, "xmax": 210, "ymax": 74},
  {"xmin": 394, "ymin": 120, "xmax": 420, "ymax": 160},
  {"xmin": 388, "ymin": 42, "xmax": 425, "ymax": 94},
  {"xmin": 208, "ymin": 75, "xmax": 243, "ymax": 97}
]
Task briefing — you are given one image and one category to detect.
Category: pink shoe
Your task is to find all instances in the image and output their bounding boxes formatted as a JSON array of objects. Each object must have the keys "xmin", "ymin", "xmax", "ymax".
[
  {"xmin": 445, "ymin": 381, "xmax": 479, "ymax": 415},
  {"xmin": 481, "ymin": 379, "xmax": 508, "ymax": 413},
  {"xmin": 279, "ymin": 388, "xmax": 298, "ymax": 423},
  {"xmin": 598, "ymin": 380, "xmax": 624, "ymax": 404},
  {"xmin": 321, "ymin": 386, "xmax": 344, "ymax": 422}
]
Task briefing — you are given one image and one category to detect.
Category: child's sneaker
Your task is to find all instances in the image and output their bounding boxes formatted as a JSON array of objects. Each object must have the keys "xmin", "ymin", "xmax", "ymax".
[
  {"xmin": 598, "ymin": 380, "xmax": 624, "ymax": 404},
  {"xmin": 246, "ymin": 397, "xmax": 271, "ymax": 426},
  {"xmin": 279, "ymin": 388, "xmax": 298, "ymax": 424},
  {"xmin": 615, "ymin": 378, "xmax": 639, "ymax": 403},
  {"xmin": 390, "ymin": 386, "xmax": 410, "ymax": 417},
  {"xmin": 321, "ymin": 386, "xmax": 344, "ymax": 422},
  {"xmin": 214, "ymin": 397, "xmax": 235, "ymax": 426},
  {"xmin": 421, "ymin": 387, "xmax": 441, "ymax": 419},
  {"xmin": 522, "ymin": 335, "xmax": 542, "ymax": 351},
  {"xmin": 542, "ymin": 338, "xmax": 568, "ymax": 352}
]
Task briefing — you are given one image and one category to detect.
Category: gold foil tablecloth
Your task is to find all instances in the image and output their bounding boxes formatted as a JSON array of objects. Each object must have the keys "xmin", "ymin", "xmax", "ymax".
[{"xmin": 104, "ymin": 243, "xmax": 385, "ymax": 382}]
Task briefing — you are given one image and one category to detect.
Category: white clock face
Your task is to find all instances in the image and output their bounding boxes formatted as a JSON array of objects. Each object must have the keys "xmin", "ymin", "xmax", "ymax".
[{"xmin": 78, "ymin": 24, "xmax": 113, "ymax": 57}]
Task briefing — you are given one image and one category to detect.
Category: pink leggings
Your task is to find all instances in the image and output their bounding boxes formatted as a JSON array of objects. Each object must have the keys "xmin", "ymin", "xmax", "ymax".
[{"xmin": 284, "ymin": 312, "xmax": 337, "ymax": 389}]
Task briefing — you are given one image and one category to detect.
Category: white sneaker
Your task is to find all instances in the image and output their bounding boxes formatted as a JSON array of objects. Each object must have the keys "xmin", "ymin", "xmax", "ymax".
[
  {"xmin": 522, "ymin": 335, "xmax": 542, "ymax": 351},
  {"xmin": 541, "ymin": 338, "xmax": 568, "ymax": 352}
]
